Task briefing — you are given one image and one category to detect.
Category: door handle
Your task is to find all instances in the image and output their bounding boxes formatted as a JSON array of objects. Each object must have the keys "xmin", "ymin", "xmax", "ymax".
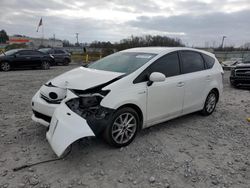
[
  {"xmin": 26, "ymin": 57, "xmax": 31, "ymax": 59},
  {"xmin": 177, "ymin": 82, "xmax": 185, "ymax": 87}
]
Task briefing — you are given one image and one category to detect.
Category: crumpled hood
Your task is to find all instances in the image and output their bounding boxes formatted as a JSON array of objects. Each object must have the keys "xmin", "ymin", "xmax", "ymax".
[{"xmin": 50, "ymin": 67, "xmax": 124, "ymax": 90}]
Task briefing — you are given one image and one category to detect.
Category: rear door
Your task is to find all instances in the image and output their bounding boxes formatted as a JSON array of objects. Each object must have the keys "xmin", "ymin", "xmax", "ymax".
[
  {"xmin": 145, "ymin": 52, "xmax": 185, "ymax": 126},
  {"xmin": 53, "ymin": 49, "xmax": 65, "ymax": 63},
  {"xmin": 179, "ymin": 51, "xmax": 208, "ymax": 114},
  {"xmin": 30, "ymin": 51, "xmax": 43, "ymax": 66}
]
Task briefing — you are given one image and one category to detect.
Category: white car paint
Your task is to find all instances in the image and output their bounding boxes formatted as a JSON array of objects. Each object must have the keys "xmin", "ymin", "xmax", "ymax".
[
  {"xmin": 46, "ymin": 90, "xmax": 95, "ymax": 156},
  {"xmin": 49, "ymin": 66, "xmax": 124, "ymax": 90},
  {"xmin": 31, "ymin": 67, "xmax": 124, "ymax": 126},
  {"xmin": 32, "ymin": 47, "xmax": 223, "ymax": 157}
]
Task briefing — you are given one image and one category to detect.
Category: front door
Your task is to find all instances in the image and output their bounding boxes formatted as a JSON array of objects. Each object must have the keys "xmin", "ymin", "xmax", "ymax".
[
  {"xmin": 14, "ymin": 51, "xmax": 31, "ymax": 67},
  {"xmin": 145, "ymin": 52, "xmax": 184, "ymax": 126}
]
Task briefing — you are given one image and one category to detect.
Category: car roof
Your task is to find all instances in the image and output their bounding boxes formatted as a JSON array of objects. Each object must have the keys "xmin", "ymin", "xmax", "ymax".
[
  {"xmin": 39, "ymin": 48, "xmax": 51, "ymax": 50},
  {"xmin": 121, "ymin": 47, "xmax": 214, "ymax": 57}
]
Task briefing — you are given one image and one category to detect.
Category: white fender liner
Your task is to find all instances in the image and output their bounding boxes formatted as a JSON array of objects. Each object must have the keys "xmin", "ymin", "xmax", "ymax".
[{"xmin": 46, "ymin": 102, "xmax": 95, "ymax": 157}]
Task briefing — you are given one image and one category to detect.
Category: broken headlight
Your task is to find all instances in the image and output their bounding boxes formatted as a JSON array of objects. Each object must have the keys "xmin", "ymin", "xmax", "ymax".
[
  {"xmin": 79, "ymin": 95, "xmax": 102, "ymax": 108},
  {"xmin": 66, "ymin": 91, "xmax": 110, "ymax": 119}
]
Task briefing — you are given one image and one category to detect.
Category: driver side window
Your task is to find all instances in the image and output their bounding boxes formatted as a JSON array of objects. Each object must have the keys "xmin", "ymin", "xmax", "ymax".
[
  {"xmin": 134, "ymin": 52, "xmax": 181, "ymax": 83},
  {"xmin": 149, "ymin": 52, "xmax": 180, "ymax": 77}
]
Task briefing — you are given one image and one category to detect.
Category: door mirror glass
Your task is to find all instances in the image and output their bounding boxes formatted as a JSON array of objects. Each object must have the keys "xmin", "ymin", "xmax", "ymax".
[{"xmin": 149, "ymin": 72, "xmax": 166, "ymax": 82}]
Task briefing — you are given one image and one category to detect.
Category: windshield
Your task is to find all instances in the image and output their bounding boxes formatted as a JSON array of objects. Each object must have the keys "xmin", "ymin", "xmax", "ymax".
[
  {"xmin": 87, "ymin": 52, "xmax": 156, "ymax": 74},
  {"xmin": 5, "ymin": 49, "xmax": 20, "ymax": 56}
]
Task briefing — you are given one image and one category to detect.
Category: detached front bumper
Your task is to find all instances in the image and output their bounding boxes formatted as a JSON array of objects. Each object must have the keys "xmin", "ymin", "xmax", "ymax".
[{"xmin": 46, "ymin": 102, "xmax": 95, "ymax": 157}]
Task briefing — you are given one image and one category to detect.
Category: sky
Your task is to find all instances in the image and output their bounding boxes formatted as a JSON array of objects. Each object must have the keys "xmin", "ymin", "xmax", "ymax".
[{"xmin": 0, "ymin": 0, "xmax": 250, "ymax": 47}]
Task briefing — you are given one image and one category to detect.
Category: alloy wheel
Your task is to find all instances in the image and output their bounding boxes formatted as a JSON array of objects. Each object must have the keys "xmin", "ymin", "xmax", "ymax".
[
  {"xmin": 42, "ymin": 61, "xmax": 50, "ymax": 70},
  {"xmin": 1, "ymin": 62, "xmax": 10, "ymax": 71},
  {"xmin": 206, "ymin": 93, "xmax": 216, "ymax": 113},
  {"xmin": 111, "ymin": 112, "xmax": 137, "ymax": 144}
]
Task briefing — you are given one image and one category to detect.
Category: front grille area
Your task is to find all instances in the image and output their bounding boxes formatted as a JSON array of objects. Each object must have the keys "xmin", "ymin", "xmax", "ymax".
[
  {"xmin": 40, "ymin": 93, "xmax": 62, "ymax": 104},
  {"xmin": 235, "ymin": 69, "xmax": 250, "ymax": 77},
  {"xmin": 33, "ymin": 110, "xmax": 51, "ymax": 123}
]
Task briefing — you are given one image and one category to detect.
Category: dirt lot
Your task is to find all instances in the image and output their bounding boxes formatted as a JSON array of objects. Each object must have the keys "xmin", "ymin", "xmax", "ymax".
[{"xmin": 0, "ymin": 64, "xmax": 250, "ymax": 188}]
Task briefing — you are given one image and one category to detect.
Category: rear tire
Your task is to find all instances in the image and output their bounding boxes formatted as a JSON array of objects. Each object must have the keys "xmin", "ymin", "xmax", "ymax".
[
  {"xmin": 63, "ymin": 59, "xmax": 70, "ymax": 66},
  {"xmin": 1, "ymin": 62, "xmax": 11, "ymax": 71},
  {"xmin": 41, "ymin": 61, "xmax": 50, "ymax": 70},
  {"xmin": 103, "ymin": 107, "xmax": 139, "ymax": 147},
  {"xmin": 201, "ymin": 90, "xmax": 218, "ymax": 116}
]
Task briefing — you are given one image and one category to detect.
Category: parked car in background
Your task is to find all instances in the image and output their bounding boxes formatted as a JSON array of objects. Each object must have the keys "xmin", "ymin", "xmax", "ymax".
[
  {"xmin": 31, "ymin": 47, "xmax": 223, "ymax": 157},
  {"xmin": 0, "ymin": 49, "xmax": 54, "ymax": 71},
  {"xmin": 230, "ymin": 59, "xmax": 250, "ymax": 87},
  {"xmin": 221, "ymin": 58, "xmax": 243, "ymax": 70},
  {"xmin": 39, "ymin": 48, "xmax": 71, "ymax": 66}
]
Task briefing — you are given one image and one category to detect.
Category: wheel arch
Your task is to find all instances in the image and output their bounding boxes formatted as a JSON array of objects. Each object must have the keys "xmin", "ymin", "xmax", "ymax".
[
  {"xmin": 0, "ymin": 60, "xmax": 11, "ymax": 64},
  {"xmin": 64, "ymin": 57, "xmax": 70, "ymax": 62},
  {"xmin": 210, "ymin": 88, "xmax": 219, "ymax": 102},
  {"xmin": 0, "ymin": 61, "xmax": 11, "ymax": 71},
  {"xmin": 116, "ymin": 103, "xmax": 144, "ymax": 130}
]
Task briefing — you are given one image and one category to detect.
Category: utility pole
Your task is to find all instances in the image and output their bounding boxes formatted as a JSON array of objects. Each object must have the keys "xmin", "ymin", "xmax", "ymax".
[
  {"xmin": 53, "ymin": 34, "xmax": 55, "ymax": 48},
  {"xmin": 221, "ymin": 36, "xmax": 226, "ymax": 48},
  {"xmin": 75, "ymin": 33, "xmax": 79, "ymax": 46}
]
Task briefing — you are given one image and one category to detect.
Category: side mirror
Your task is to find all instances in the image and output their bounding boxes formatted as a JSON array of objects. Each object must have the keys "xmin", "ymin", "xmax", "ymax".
[
  {"xmin": 147, "ymin": 72, "xmax": 166, "ymax": 86},
  {"xmin": 149, "ymin": 72, "xmax": 166, "ymax": 82}
]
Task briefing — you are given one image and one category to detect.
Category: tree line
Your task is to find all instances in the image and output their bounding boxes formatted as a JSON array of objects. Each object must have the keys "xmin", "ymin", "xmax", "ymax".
[
  {"xmin": 89, "ymin": 35, "xmax": 184, "ymax": 53},
  {"xmin": 0, "ymin": 30, "xmax": 9, "ymax": 43}
]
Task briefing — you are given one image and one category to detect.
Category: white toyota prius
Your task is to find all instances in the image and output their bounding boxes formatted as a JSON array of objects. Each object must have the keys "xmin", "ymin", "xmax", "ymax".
[{"xmin": 31, "ymin": 47, "xmax": 223, "ymax": 157}]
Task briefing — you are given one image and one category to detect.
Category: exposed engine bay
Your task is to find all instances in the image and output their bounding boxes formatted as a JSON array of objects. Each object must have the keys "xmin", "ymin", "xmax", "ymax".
[{"xmin": 65, "ymin": 90, "xmax": 115, "ymax": 135}]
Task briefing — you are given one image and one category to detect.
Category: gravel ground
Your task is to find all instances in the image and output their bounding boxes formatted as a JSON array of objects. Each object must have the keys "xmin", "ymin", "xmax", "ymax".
[{"xmin": 0, "ymin": 64, "xmax": 250, "ymax": 188}]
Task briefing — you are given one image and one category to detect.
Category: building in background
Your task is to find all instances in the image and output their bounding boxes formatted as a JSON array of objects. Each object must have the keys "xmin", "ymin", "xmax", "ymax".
[
  {"xmin": 242, "ymin": 42, "xmax": 250, "ymax": 49},
  {"xmin": 8, "ymin": 36, "xmax": 63, "ymax": 48}
]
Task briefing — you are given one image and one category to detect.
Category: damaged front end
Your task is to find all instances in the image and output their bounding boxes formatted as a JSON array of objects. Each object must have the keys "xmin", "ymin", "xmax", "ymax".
[{"xmin": 46, "ymin": 89, "xmax": 114, "ymax": 157}]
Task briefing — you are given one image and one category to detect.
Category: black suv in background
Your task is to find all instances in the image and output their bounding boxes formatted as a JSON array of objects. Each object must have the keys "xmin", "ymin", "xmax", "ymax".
[
  {"xmin": 39, "ymin": 48, "xmax": 71, "ymax": 65},
  {"xmin": 0, "ymin": 49, "xmax": 54, "ymax": 71},
  {"xmin": 230, "ymin": 60, "xmax": 250, "ymax": 87}
]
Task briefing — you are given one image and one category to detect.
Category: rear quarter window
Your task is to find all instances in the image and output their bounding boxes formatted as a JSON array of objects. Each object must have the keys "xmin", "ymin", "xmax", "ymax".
[{"xmin": 202, "ymin": 54, "xmax": 215, "ymax": 69}]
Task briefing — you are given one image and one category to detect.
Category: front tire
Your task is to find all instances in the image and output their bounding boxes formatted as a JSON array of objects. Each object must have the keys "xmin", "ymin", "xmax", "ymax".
[
  {"xmin": 1, "ymin": 62, "xmax": 11, "ymax": 71},
  {"xmin": 201, "ymin": 90, "xmax": 218, "ymax": 116},
  {"xmin": 103, "ymin": 107, "xmax": 139, "ymax": 147},
  {"xmin": 41, "ymin": 61, "xmax": 50, "ymax": 70}
]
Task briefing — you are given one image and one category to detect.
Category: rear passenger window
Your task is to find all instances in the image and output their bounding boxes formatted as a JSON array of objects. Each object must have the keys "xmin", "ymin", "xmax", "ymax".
[
  {"xmin": 202, "ymin": 54, "xmax": 215, "ymax": 69},
  {"xmin": 149, "ymin": 52, "xmax": 180, "ymax": 77},
  {"xmin": 32, "ymin": 51, "xmax": 43, "ymax": 55},
  {"xmin": 55, "ymin": 50, "xmax": 65, "ymax": 54},
  {"xmin": 18, "ymin": 51, "xmax": 33, "ymax": 55},
  {"xmin": 180, "ymin": 51, "xmax": 205, "ymax": 74}
]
